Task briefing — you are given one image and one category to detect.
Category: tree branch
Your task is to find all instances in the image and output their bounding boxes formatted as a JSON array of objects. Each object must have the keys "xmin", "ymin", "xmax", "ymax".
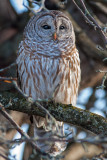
[
  {"xmin": 0, "ymin": 63, "xmax": 16, "ymax": 72},
  {"xmin": 72, "ymin": 0, "xmax": 107, "ymax": 49},
  {"xmin": 0, "ymin": 103, "xmax": 49, "ymax": 157},
  {"xmin": 0, "ymin": 91, "xmax": 107, "ymax": 136}
]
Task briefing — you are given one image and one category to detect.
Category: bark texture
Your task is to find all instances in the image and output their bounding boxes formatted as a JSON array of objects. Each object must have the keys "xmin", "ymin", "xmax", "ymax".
[{"xmin": 0, "ymin": 91, "xmax": 107, "ymax": 136}]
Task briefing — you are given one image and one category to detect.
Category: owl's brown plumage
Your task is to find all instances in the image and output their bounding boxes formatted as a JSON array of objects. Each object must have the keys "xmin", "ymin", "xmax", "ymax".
[{"xmin": 17, "ymin": 10, "xmax": 81, "ymax": 156}]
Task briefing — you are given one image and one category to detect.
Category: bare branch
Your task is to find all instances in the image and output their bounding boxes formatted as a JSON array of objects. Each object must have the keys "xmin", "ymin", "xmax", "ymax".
[
  {"xmin": 0, "ymin": 153, "xmax": 9, "ymax": 160},
  {"xmin": 0, "ymin": 77, "xmax": 17, "ymax": 83},
  {"xmin": 72, "ymin": 0, "xmax": 107, "ymax": 49},
  {"xmin": 96, "ymin": 71, "xmax": 107, "ymax": 89},
  {"xmin": 23, "ymin": 0, "xmax": 46, "ymax": 15},
  {"xmin": 0, "ymin": 103, "xmax": 46, "ymax": 156},
  {"xmin": 0, "ymin": 63, "xmax": 16, "ymax": 73},
  {"xmin": 0, "ymin": 102, "xmax": 66, "ymax": 159}
]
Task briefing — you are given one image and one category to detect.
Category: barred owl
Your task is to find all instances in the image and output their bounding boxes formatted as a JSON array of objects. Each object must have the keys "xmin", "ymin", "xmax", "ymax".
[{"xmin": 17, "ymin": 10, "xmax": 81, "ymax": 157}]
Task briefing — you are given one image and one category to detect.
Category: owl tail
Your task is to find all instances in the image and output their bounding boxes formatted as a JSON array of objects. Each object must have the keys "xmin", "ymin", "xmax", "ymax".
[{"xmin": 33, "ymin": 115, "xmax": 67, "ymax": 157}]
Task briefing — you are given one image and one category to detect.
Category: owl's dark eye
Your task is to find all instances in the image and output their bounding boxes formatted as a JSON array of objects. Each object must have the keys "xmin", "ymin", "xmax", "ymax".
[
  {"xmin": 59, "ymin": 25, "xmax": 66, "ymax": 30},
  {"xmin": 42, "ymin": 25, "xmax": 51, "ymax": 29}
]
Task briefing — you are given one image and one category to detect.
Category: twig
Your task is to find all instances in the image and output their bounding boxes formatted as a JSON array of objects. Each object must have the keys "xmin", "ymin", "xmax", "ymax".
[
  {"xmin": 97, "ymin": 72, "xmax": 107, "ymax": 89},
  {"xmin": 0, "ymin": 137, "xmax": 67, "ymax": 146},
  {"xmin": 0, "ymin": 153, "xmax": 10, "ymax": 160},
  {"xmin": 0, "ymin": 76, "xmax": 29, "ymax": 99},
  {"xmin": 35, "ymin": 101, "xmax": 58, "ymax": 127},
  {"xmin": 12, "ymin": 80, "xmax": 56, "ymax": 122},
  {"xmin": 103, "ymin": 58, "xmax": 107, "ymax": 62},
  {"xmin": 96, "ymin": 70, "xmax": 107, "ymax": 73},
  {"xmin": 11, "ymin": 80, "xmax": 63, "ymax": 137},
  {"xmin": 0, "ymin": 76, "xmax": 59, "ymax": 134},
  {"xmin": 80, "ymin": 0, "xmax": 107, "ymax": 47},
  {"xmin": 12, "ymin": 80, "xmax": 29, "ymax": 99},
  {"xmin": 72, "ymin": 0, "xmax": 94, "ymax": 26},
  {"xmin": 1, "ymin": 77, "xmax": 66, "ymax": 148},
  {"xmin": 0, "ymin": 63, "xmax": 16, "ymax": 73},
  {"xmin": 0, "ymin": 103, "xmax": 46, "ymax": 156},
  {"xmin": 23, "ymin": 0, "xmax": 46, "ymax": 15},
  {"xmin": 1, "ymin": 132, "xmax": 107, "ymax": 149},
  {"xmin": 0, "ymin": 103, "xmax": 63, "ymax": 158},
  {"xmin": 96, "ymin": 70, "xmax": 107, "ymax": 89},
  {"xmin": 76, "ymin": 136, "xmax": 107, "ymax": 145},
  {"xmin": 0, "ymin": 77, "xmax": 17, "ymax": 83},
  {"xmin": 72, "ymin": 0, "xmax": 107, "ymax": 49},
  {"xmin": 0, "ymin": 103, "xmax": 29, "ymax": 138}
]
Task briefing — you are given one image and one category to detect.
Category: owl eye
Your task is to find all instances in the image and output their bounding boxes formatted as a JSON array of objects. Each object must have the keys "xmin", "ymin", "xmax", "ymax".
[
  {"xmin": 42, "ymin": 25, "xmax": 51, "ymax": 29},
  {"xmin": 59, "ymin": 25, "xmax": 66, "ymax": 30}
]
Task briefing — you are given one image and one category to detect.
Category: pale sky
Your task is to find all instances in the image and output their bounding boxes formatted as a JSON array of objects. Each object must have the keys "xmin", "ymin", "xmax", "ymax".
[{"xmin": 10, "ymin": 0, "xmax": 28, "ymax": 14}]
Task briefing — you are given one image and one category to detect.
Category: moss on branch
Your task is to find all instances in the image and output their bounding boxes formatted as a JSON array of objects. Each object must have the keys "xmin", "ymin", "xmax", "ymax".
[{"xmin": 0, "ymin": 91, "xmax": 107, "ymax": 136}]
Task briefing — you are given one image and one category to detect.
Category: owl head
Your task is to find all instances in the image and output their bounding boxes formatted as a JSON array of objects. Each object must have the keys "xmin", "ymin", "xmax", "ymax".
[{"xmin": 24, "ymin": 10, "xmax": 75, "ymax": 44}]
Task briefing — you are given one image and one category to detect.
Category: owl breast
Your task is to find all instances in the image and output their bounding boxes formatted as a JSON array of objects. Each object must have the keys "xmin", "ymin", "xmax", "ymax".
[{"xmin": 17, "ymin": 40, "xmax": 80, "ymax": 105}]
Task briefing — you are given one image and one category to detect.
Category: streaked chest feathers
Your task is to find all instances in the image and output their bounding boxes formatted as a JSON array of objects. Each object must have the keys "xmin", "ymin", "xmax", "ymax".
[{"xmin": 17, "ymin": 40, "xmax": 80, "ymax": 105}]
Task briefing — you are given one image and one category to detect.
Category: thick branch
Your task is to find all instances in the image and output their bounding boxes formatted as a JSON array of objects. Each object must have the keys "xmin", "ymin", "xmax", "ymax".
[{"xmin": 0, "ymin": 91, "xmax": 107, "ymax": 136}]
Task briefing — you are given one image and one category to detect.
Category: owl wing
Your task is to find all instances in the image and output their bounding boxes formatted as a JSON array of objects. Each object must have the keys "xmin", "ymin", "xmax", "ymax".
[{"xmin": 16, "ymin": 40, "xmax": 26, "ymax": 90}]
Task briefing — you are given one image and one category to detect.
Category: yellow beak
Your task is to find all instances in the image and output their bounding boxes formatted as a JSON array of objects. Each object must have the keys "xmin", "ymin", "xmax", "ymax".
[{"xmin": 53, "ymin": 33, "xmax": 57, "ymax": 41}]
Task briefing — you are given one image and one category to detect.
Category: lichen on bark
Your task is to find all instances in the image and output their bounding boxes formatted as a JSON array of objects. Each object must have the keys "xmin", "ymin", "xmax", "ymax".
[{"xmin": 0, "ymin": 91, "xmax": 107, "ymax": 136}]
